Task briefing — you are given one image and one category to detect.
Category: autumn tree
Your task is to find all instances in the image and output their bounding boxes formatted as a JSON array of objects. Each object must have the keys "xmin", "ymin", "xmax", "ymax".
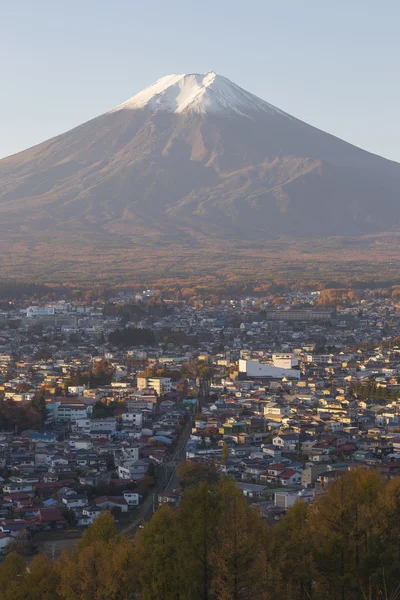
[
  {"xmin": 178, "ymin": 481, "xmax": 224, "ymax": 600},
  {"xmin": 22, "ymin": 553, "xmax": 61, "ymax": 600},
  {"xmin": 90, "ymin": 360, "xmax": 114, "ymax": 387},
  {"xmin": 78, "ymin": 511, "xmax": 116, "ymax": 549},
  {"xmin": 268, "ymin": 500, "xmax": 316, "ymax": 599},
  {"xmin": 221, "ymin": 442, "xmax": 229, "ymax": 464},
  {"xmin": 7, "ymin": 469, "xmax": 400, "ymax": 600},
  {"xmin": 309, "ymin": 469, "xmax": 383, "ymax": 599},
  {"xmin": 375, "ymin": 476, "xmax": 400, "ymax": 588},
  {"xmin": 0, "ymin": 552, "xmax": 26, "ymax": 599},
  {"xmin": 134, "ymin": 505, "xmax": 185, "ymax": 599},
  {"xmin": 210, "ymin": 480, "xmax": 269, "ymax": 600},
  {"xmin": 108, "ymin": 327, "xmax": 155, "ymax": 347},
  {"xmin": 177, "ymin": 460, "xmax": 219, "ymax": 490},
  {"xmin": 57, "ymin": 538, "xmax": 137, "ymax": 600},
  {"xmin": 30, "ymin": 394, "xmax": 47, "ymax": 421},
  {"xmin": 58, "ymin": 512, "xmax": 137, "ymax": 600},
  {"xmin": 0, "ymin": 398, "xmax": 42, "ymax": 433}
]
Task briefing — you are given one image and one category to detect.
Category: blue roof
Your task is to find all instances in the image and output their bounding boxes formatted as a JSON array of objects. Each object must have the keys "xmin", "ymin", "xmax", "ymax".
[
  {"xmin": 27, "ymin": 432, "xmax": 57, "ymax": 441},
  {"xmin": 153, "ymin": 435, "xmax": 173, "ymax": 445}
]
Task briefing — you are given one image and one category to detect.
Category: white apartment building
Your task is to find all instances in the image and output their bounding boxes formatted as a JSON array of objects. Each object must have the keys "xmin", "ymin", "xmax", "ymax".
[
  {"xmin": 137, "ymin": 377, "xmax": 172, "ymax": 395},
  {"xmin": 121, "ymin": 413, "xmax": 143, "ymax": 427},
  {"xmin": 90, "ymin": 418, "xmax": 117, "ymax": 433},
  {"xmin": 55, "ymin": 403, "xmax": 90, "ymax": 422},
  {"xmin": 272, "ymin": 353, "xmax": 299, "ymax": 369}
]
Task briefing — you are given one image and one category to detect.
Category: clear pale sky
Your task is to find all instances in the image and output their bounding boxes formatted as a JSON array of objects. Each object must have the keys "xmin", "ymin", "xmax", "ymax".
[{"xmin": 1, "ymin": 0, "xmax": 400, "ymax": 160}]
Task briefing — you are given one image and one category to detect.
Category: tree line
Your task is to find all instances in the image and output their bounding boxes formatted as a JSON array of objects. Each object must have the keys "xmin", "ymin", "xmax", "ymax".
[
  {"xmin": 64, "ymin": 360, "xmax": 114, "ymax": 389},
  {"xmin": 108, "ymin": 327, "xmax": 156, "ymax": 347},
  {"xmin": 0, "ymin": 398, "xmax": 43, "ymax": 433},
  {"xmin": 2, "ymin": 469, "xmax": 400, "ymax": 599},
  {"xmin": 350, "ymin": 380, "xmax": 399, "ymax": 402}
]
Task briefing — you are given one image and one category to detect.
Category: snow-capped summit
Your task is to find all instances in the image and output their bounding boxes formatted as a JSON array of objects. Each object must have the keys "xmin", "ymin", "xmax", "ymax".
[
  {"xmin": 2, "ymin": 67, "xmax": 400, "ymax": 289},
  {"xmin": 112, "ymin": 71, "xmax": 288, "ymax": 118}
]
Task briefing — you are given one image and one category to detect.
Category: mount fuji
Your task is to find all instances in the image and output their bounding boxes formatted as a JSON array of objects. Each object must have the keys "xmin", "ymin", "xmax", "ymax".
[{"xmin": 1, "ymin": 72, "xmax": 400, "ymax": 284}]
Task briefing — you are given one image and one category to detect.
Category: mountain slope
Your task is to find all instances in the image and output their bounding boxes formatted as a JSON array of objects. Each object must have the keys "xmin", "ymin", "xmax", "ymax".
[{"xmin": 0, "ymin": 71, "xmax": 400, "ymax": 284}]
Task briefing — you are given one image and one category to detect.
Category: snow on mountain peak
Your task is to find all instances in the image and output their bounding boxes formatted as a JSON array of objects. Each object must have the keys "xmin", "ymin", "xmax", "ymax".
[{"xmin": 111, "ymin": 72, "xmax": 288, "ymax": 118}]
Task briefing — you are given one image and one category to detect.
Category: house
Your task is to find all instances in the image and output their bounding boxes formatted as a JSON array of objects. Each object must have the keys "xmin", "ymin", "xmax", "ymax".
[
  {"xmin": 70, "ymin": 439, "xmax": 93, "ymax": 450},
  {"xmin": 120, "ymin": 446, "xmax": 140, "ymax": 462},
  {"xmin": 24, "ymin": 432, "xmax": 57, "ymax": 444},
  {"xmin": 275, "ymin": 489, "xmax": 313, "ymax": 508},
  {"xmin": 3, "ymin": 482, "xmax": 33, "ymax": 494},
  {"xmin": 262, "ymin": 445, "xmax": 282, "ymax": 459},
  {"xmin": 268, "ymin": 463, "xmax": 286, "ymax": 477},
  {"xmin": 61, "ymin": 492, "xmax": 88, "ymax": 509},
  {"xmin": 274, "ymin": 491, "xmax": 300, "ymax": 509},
  {"xmin": 78, "ymin": 471, "xmax": 112, "ymax": 487},
  {"xmin": 353, "ymin": 450, "xmax": 374, "ymax": 462},
  {"xmin": 94, "ymin": 496, "xmax": 129, "ymax": 513},
  {"xmin": 301, "ymin": 464, "xmax": 328, "ymax": 488},
  {"xmin": 317, "ymin": 470, "xmax": 345, "ymax": 489},
  {"xmin": 89, "ymin": 430, "xmax": 113, "ymax": 440},
  {"xmin": 50, "ymin": 457, "xmax": 69, "ymax": 468},
  {"xmin": 118, "ymin": 460, "xmax": 148, "ymax": 480},
  {"xmin": 326, "ymin": 420, "xmax": 344, "ymax": 432},
  {"xmin": 242, "ymin": 463, "xmax": 269, "ymax": 483},
  {"xmin": 30, "ymin": 508, "xmax": 66, "ymax": 530},
  {"xmin": 3, "ymin": 492, "xmax": 34, "ymax": 507},
  {"xmin": 0, "ymin": 519, "xmax": 29, "ymax": 537},
  {"xmin": 272, "ymin": 434, "xmax": 299, "ymax": 450},
  {"xmin": 235, "ymin": 482, "xmax": 267, "ymax": 499},
  {"xmin": 34, "ymin": 480, "xmax": 66, "ymax": 499},
  {"xmin": 158, "ymin": 492, "xmax": 179, "ymax": 504},
  {"xmin": 279, "ymin": 469, "xmax": 301, "ymax": 486},
  {"xmin": 49, "ymin": 464, "xmax": 73, "ymax": 475},
  {"xmin": 0, "ymin": 532, "xmax": 11, "ymax": 550},
  {"xmin": 122, "ymin": 491, "xmax": 140, "ymax": 506},
  {"xmin": 76, "ymin": 506, "xmax": 102, "ymax": 527},
  {"xmin": 263, "ymin": 404, "xmax": 290, "ymax": 419},
  {"xmin": 260, "ymin": 463, "xmax": 286, "ymax": 484}
]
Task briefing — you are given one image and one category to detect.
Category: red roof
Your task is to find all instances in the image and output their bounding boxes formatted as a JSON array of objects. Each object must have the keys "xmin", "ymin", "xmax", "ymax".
[
  {"xmin": 95, "ymin": 496, "xmax": 127, "ymax": 506},
  {"xmin": 0, "ymin": 519, "xmax": 27, "ymax": 525},
  {"xmin": 17, "ymin": 499, "xmax": 34, "ymax": 506},
  {"xmin": 110, "ymin": 479, "xmax": 136, "ymax": 486},
  {"xmin": 279, "ymin": 469, "xmax": 297, "ymax": 479},
  {"xmin": 93, "ymin": 438, "xmax": 109, "ymax": 446},
  {"xmin": 158, "ymin": 492, "xmax": 178, "ymax": 500},
  {"xmin": 16, "ymin": 505, "xmax": 44, "ymax": 513},
  {"xmin": 335, "ymin": 444, "xmax": 356, "ymax": 452},
  {"xmin": 36, "ymin": 508, "xmax": 65, "ymax": 523},
  {"xmin": 4, "ymin": 493, "xmax": 32, "ymax": 501},
  {"xmin": 34, "ymin": 481, "xmax": 70, "ymax": 490}
]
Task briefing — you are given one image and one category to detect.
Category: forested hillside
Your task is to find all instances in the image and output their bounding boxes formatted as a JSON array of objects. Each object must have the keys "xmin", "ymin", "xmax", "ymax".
[{"xmin": 1, "ymin": 470, "xmax": 400, "ymax": 599}]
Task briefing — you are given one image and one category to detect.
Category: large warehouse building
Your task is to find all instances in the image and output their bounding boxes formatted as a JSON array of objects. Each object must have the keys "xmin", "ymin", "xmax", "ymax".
[{"xmin": 238, "ymin": 358, "xmax": 300, "ymax": 380}]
